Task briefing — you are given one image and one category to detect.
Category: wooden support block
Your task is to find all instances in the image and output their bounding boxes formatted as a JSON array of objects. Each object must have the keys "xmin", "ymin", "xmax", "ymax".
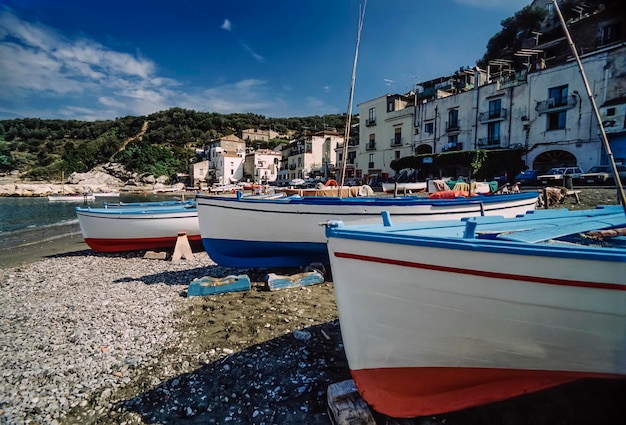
[
  {"xmin": 143, "ymin": 251, "xmax": 167, "ymax": 260},
  {"xmin": 265, "ymin": 270, "xmax": 325, "ymax": 291},
  {"xmin": 327, "ymin": 380, "xmax": 376, "ymax": 425},
  {"xmin": 172, "ymin": 232, "xmax": 194, "ymax": 261},
  {"xmin": 187, "ymin": 274, "xmax": 251, "ymax": 297},
  {"xmin": 566, "ymin": 190, "xmax": 581, "ymax": 203}
]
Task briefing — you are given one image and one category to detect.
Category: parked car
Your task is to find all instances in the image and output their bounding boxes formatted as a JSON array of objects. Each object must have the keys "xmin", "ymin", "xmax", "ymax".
[
  {"xmin": 537, "ymin": 167, "xmax": 584, "ymax": 185},
  {"xmin": 580, "ymin": 164, "xmax": 626, "ymax": 184},
  {"xmin": 513, "ymin": 170, "xmax": 540, "ymax": 186}
]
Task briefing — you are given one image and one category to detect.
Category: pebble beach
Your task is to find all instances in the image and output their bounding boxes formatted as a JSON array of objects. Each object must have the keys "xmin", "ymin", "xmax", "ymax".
[{"xmin": 1, "ymin": 188, "xmax": 625, "ymax": 425}]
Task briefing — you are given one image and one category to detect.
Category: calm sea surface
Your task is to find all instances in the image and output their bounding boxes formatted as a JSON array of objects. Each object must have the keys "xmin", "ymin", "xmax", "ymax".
[{"xmin": 0, "ymin": 194, "xmax": 189, "ymax": 250}]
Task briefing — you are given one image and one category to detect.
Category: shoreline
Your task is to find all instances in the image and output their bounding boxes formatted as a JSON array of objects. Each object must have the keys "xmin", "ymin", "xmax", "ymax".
[{"xmin": 0, "ymin": 189, "xmax": 624, "ymax": 424}]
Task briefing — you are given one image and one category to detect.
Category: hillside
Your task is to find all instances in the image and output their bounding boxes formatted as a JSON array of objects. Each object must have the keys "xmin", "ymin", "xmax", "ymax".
[{"xmin": 0, "ymin": 108, "xmax": 349, "ymax": 182}]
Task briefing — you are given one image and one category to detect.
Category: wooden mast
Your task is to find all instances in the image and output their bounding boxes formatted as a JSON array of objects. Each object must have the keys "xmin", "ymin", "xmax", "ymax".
[{"xmin": 338, "ymin": 0, "xmax": 367, "ymax": 197}]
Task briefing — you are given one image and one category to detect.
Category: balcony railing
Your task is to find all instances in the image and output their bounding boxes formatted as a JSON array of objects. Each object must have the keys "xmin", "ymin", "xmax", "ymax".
[
  {"xmin": 476, "ymin": 138, "xmax": 502, "ymax": 149},
  {"xmin": 366, "ymin": 142, "xmax": 377, "ymax": 151},
  {"xmin": 368, "ymin": 162, "xmax": 375, "ymax": 168},
  {"xmin": 390, "ymin": 137, "xmax": 403, "ymax": 147},
  {"xmin": 365, "ymin": 119, "xmax": 376, "ymax": 127},
  {"xmin": 535, "ymin": 95, "xmax": 577, "ymax": 114},
  {"xmin": 446, "ymin": 122, "xmax": 460, "ymax": 132},
  {"xmin": 478, "ymin": 108, "xmax": 508, "ymax": 122},
  {"xmin": 442, "ymin": 143, "xmax": 463, "ymax": 152}
]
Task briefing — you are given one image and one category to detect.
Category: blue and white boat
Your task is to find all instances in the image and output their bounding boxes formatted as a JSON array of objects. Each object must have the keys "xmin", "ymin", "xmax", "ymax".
[
  {"xmin": 324, "ymin": 205, "xmax": 626, "ymax": 418},
  {"xmin": 196, "ymin": 191, "xmax": 539, "ymax": 267}
]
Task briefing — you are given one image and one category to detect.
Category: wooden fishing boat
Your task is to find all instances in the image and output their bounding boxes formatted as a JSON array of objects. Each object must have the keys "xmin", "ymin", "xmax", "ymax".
[
  {"xmin": 75, "ymin": 204, "xmax": 200, "ymax": 252},
  {"xmin": 47, "ymin": 193, "xmax": 95, "ymax": 202},
  {"xmin": 324, "ymin": 206, "xmax": 626, "ymax": 417},
  {"xmin": 196, "ymin": 191, "xmax": 539, "ymax": 267}
]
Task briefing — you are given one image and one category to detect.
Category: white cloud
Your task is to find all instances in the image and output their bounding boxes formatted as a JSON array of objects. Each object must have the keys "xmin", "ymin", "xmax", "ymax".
[
  {"xmin": 0, "ymin": 7, "xmax": 174, "ymax": 119},
  {"xmin": 221, "ymin": 18, "xmax": 232, "ymax": 31},
  {"xmin": 243, "ymin": 43, "xmax": 265, "ymax": 63}
]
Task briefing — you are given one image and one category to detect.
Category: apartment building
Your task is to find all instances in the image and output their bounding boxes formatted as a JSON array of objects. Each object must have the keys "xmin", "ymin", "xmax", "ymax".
[
  {"xmin": 243, "ymin": 149, "xmax": 281, "ymax": 183},
  {"xmin": 350, "ymin": 0, "xmax": 625, "ymax": 181},
  {"xmin": 203, "ymin": 134, "xmax": 246, "ymax": 184},
  {"xmin": 278, "ymin": 130, "xmax": 343, "ymax": 185}
]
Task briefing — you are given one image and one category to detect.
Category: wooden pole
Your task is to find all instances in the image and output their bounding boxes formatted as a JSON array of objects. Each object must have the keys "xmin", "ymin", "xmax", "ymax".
[{"xmin": 551, "ymin": 0, "xmax": 626, "ymax": 215}]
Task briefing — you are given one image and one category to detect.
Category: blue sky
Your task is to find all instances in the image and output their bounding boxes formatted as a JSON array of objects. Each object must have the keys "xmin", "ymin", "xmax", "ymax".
[{"xmin": 0, "ymin": 0, "xmax": 531, "ymax": 121}]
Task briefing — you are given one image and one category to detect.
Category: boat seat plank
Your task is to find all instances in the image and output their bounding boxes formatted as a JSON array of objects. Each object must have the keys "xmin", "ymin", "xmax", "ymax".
[{"xmin": 494, "ymin": 214, "xmax": 626, "ymax": 243}]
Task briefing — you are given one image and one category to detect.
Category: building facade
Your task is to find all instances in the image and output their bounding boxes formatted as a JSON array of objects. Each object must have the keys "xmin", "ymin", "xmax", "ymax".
[
  {"xmin": 278, "ymin": 130, "xmax": 343, "ymax": 185},
  {"xmin": 203, "ymin": 134, "xmax": 246, "ymax": 184},
  {"xmin": 350, "ymin": 1, "xmax": 625, "ymax": 181},
  {"xmin": 243, "ymin": 149, "xmax": 281, "ymax": 183}
]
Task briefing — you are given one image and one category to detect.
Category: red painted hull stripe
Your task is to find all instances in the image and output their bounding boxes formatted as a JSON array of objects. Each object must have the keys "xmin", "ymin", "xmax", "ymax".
[
  {"xmin": 350, "ymin": 366, "xmax": 623, "ymax": 417},
  {"xmin": 334, "ymin": 252, "xmax": 626, "ymax": 291},
  {"xmin": 84, "ymin": 235, "xmax": 202, "ymax": 252}
]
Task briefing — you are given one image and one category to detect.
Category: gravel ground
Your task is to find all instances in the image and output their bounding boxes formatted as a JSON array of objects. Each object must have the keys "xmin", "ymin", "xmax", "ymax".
[{"xmin": 0, "ymin": 189, "xmax": 624, "ymax": 425}]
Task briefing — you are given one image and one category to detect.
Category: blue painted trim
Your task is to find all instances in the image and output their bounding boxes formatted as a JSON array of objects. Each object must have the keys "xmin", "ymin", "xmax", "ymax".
[
  {"xmin": 201, "ymin": 237, "xmax": 329, "ymax": 267},
  {"xmin": 197, "ymin": 191, "xmax": 538, "ymax": 208},
  {"xmin": 326, "ymin": 222, "xmax": 626, "ymax": 263}
]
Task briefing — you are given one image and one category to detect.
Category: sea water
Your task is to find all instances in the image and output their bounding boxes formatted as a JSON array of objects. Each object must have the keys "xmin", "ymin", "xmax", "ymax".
[{"xmin": 0, "ymin": 194, "xmax": 188, "ymax": 250}]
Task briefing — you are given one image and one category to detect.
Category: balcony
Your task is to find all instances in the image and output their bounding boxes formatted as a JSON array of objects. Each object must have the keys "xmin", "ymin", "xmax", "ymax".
[
  {"xmin": 366, "ymin": 142, "xmax": 377, "ymax": 151},
  {"xmin": 442, "ymin": 143, "xmax": 463, "ymax": 152},
  {"xmin": 478, "ymin": 108, "xmax": 508, "ymax": 123},
  {"xmin": 477, "ymin": 138, "xmax": 502, "ymax": 149},
  {"xmin": 446, "ymin": 122, "xmax": 460, "ymax": 132},
  {"xmin": 365, "ymin": 119, "xmax": 376, "ymax": 127},
  {"xmin": 390, "ymin": 137, "xmax": 403, "ymax": 147},
  {"xmin": 535, "ymin": 95, "xmax": 577, "ymax": 114},
  {"xmin": 368, "ymin": 162, "xmax": 375, "ymax": 169}
]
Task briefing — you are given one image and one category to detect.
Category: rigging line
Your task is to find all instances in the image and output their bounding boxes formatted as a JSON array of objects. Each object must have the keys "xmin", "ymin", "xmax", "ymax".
[
  {"xmin": 551, "ymin": 0, "xmax": 626, "ymax": 215},
  {"xmin": 339, "ymin": 0, "xmax": 367, "ymax": 196}
]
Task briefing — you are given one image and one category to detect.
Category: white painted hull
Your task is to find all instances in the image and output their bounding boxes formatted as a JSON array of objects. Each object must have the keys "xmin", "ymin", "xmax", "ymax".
[
  {"xmin": 381, "ymin": 182, "xmax": 427, "ymax": 193},
  {"xmin": 325, "ymin": 209, "xmax": 626, "ymax": 417},
  {"xmin": 48, "ymin": 194, "xmax": 96, "ymax": 202},
  {"xmin": 76, "ymin": 207, "xmax": 200, "ymax": 252},
  {"xmin": 196, "ymin": 192, "xmax": 539, "ymax": 267}
]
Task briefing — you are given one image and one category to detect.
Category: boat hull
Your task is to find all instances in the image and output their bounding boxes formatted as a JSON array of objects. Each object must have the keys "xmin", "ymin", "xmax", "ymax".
[
  {"xmin": 76, "ymin": 207, "xmax": 200, "ymax": 252},
  {"xmin": 48, "ymin": 194, "xmax": 96, "ymax": 202},
  {"xmin": 325, "ymin": 209, "xmax": 626, "ymax": 417},
  {"xmin": 196, "ymin": 192, "xmax": 539, "ymax": 267}
]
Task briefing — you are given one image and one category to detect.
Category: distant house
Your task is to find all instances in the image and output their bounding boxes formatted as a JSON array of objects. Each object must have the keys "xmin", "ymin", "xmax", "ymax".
[
  {"xmin": 278, "ymin": 130, "xmax": 343, "ymax": 185},
  {"xmin": 189, "ymin": 160, "xmax": 209, "ymax": 189},
  {"xmin": 244, "ymin": 149, "xmax": 281, "ymax": 183},
  {"xmin": 241, "ymin": 128, "xmax": 280, "ymax": 142},
  {"xmin": 203, "ymin": 135, "xmax": 246, "ymax": 184}
]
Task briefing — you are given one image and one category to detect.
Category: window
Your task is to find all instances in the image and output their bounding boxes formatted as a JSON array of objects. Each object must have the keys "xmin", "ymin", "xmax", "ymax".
[
  {"xmin": 368, "ymin": 134, "xmax": 376, "ymax": 150},
  {"xmin": 395, "ymin": 150, "xmax": 401, "ymax": 160},
  {"xmin": 368, "ymin": 153, "xmax": 374, "ymax": 169},
  {"xmin": 448, "ymin": 109, "xmax": 459, "ymax": 130},
  {"xmin": 388, "ymin": 101, "xmax": 395, "ymax": 112},
  {"xmin": 549, "ymin": 85, "xmax": 568, "ymax": 107},
  {"xmin": 607, "ymin": 107, "xmax": 616, "ymax": 116},
  {"xmin": 393, "ymin": 127, "xmax": 402, "ymax": 145},
  {"xmin": 548, "ymin": 111, "xmax": 567, "ymax": 130},
  {"xmin": 424, "ymin": 122, "xmax": 434, "ymax": 135},
  {"xmin": 602, "ymin": 23, "xmax": 621, "ymax": 45},
  {"xmin": 487, "ymin": 122, "xmax": 500, "ymax": 145},
  {"xmin": 367, "ymin": 107, "xmax": 376, "ymax": 126},
  {"xmin": 489, "ymin": 99, "xmax": 502, "ymax": 119}
]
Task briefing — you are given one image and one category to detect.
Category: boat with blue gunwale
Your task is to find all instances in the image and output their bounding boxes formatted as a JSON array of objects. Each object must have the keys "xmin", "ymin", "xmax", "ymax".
[
  {"xmin": 324, "ymin": 205, "xmax": 626, "ymax": 418},
  {"xmin": 196, "ymin": 191, "xmax": 539, "ymax": 268}
]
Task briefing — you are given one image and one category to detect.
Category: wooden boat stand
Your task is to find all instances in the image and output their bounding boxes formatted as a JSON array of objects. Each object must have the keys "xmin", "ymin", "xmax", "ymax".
[{"xmin": 172, "ymin": 232, "xmax": 194, "ymax": 261}]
